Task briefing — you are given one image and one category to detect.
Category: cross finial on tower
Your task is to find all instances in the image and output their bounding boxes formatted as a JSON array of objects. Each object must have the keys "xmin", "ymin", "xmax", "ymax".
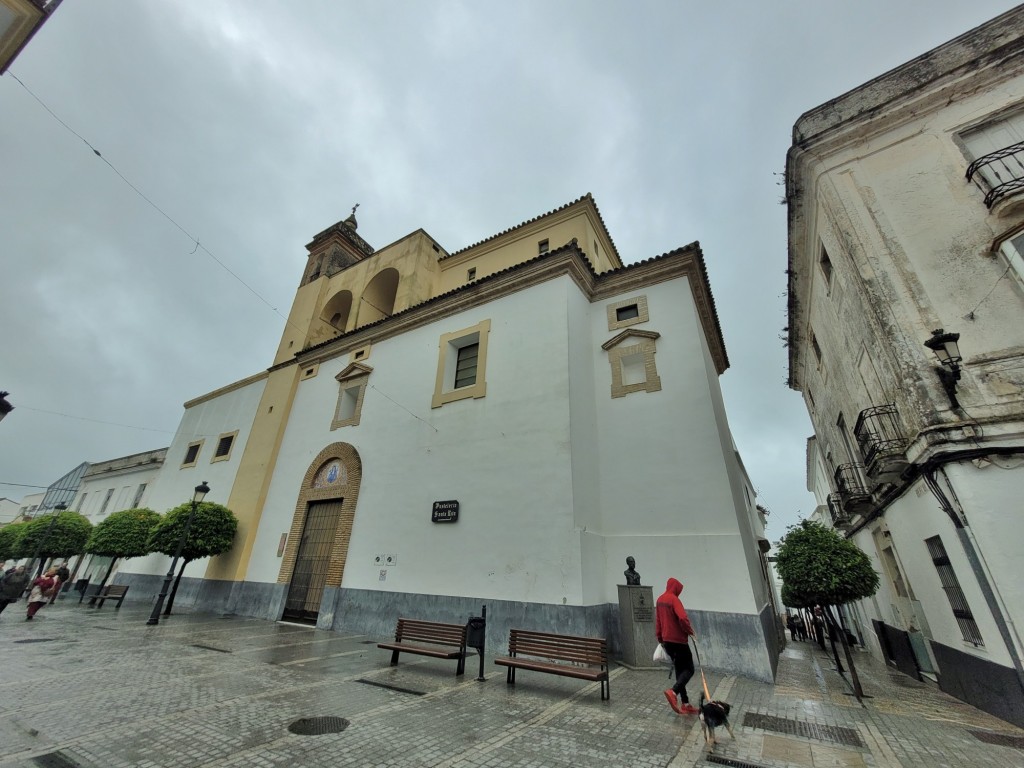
[{"xmin": 352, "ymin": 203, "xmax": 360, "ymax": 216}]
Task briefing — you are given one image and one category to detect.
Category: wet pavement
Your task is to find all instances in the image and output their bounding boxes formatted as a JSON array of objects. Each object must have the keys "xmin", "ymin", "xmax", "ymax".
[{"xmin": 1, "ymin": 599, "xmax": 1022, "ymax": 767}]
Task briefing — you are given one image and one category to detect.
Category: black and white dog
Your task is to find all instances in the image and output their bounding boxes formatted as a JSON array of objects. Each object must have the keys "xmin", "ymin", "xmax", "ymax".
[{"xmin": 698, "ymin": 693, "xmax": 734, "ymax": 751}]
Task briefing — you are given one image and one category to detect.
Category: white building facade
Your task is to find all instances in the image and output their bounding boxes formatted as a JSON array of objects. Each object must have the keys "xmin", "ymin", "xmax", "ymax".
[
  {"xmin": 121, "ymin": 196, "xmax": 779, "ymax": 680},
  {"xmin": 786, "ymin": 9, "xmax": 1024, "ymax": 725}
]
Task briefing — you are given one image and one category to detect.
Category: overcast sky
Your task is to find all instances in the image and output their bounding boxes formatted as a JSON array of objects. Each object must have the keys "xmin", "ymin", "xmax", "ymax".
[{"xmin": 1, "ymin": 1, "xmax": 1018, "ymax": 538}]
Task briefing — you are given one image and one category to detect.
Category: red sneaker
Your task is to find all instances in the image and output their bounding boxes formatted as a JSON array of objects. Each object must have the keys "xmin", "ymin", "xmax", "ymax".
[
  {"xmin": 679, "ymin": 703, "xmax": 700, "ymax": 715},
  {"xmin": 663, "ymin": 689, "xmax": 683, "ymax": 714}
]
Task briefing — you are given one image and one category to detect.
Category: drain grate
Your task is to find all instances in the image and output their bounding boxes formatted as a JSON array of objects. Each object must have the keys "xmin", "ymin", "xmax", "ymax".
[
  {"xmin": 969, "ymin": 730, "xmax": 1024, "ymax": 750},
  {"xmin": 742, "ymin": 713, "xmax": 864, "ymax": 747},
  {"xmin": 32, "ymin": 751, "xmax": 84, "ymax": 767},
  {"xmin": 191, "ymin": 644, "xmax": 231, "ymax": 653},
  {"xmin": 355, "ymin": 678, "xmax": 426, "ymax": 696},
  {"xmin": 288, "ymin": 716, "xmax": 349, "ymax": 735},
  {"xmin": 705, "ymin": 756, "xmax": 768, "ymax": 768},
  {"xmin": 15, "ymin": 638, "xmax": 56, "ymax": 644}
]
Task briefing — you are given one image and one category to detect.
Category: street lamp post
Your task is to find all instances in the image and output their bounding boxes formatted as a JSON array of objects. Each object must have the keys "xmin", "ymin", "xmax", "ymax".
[
  {"xmin": 147, "ymin": 481, "xmax": 209, "ymax": 626},
  {"xmin": 30, "ymin": 501, "xmax": 67, "ymax": 577}
]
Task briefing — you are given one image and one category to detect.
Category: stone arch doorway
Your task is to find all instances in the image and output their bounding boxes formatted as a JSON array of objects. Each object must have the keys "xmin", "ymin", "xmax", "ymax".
[{"xmin": 279, "ymin": 443, "xmax": 362, "ymax": 623}]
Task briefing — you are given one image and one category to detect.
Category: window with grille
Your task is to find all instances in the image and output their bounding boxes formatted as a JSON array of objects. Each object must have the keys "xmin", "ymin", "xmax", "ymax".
[
  {"xmin": 131, "ymin": 484, "xmax": 147, "ymax": 508},
  {"xmin": 925, "ymin": 535, "xmax": 984, "ymax": 646},
  {"xmin": 182, "ymin": 441, "xmax": 202, "ymax": 467},
  {"xmin": 454, "ymin": 343, "xmax": 479, "ymax": 389}
]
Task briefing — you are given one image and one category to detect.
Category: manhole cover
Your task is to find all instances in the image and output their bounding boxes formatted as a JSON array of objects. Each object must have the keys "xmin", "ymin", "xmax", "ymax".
[
  {"xmin": 705, "ymin": 756, "xmax": 768, "ymax": 768},
  {"xmin": 969, "ymin": 730, "xmax": 1024, "ymax": 750},
  {"xmin": 288, "ymin": 716, "xmax": 349, "ymax": 735},
  {"xmin": 32, "ymin": 751, "xmax": 84, "ymax": 767},
  {"xmin": 742, "ymin": 712, "xmax": 864, "ymax": 747},
  {"xmin": 15, "ymin": 638, "xmax": 56, "ymax": 644}
]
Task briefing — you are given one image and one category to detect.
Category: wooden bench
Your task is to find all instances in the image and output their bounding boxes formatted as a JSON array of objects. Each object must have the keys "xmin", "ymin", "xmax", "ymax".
[
  {"xmin": 377, "ymin": 618, "xmax": 468, "ymax": 676},
  {"xmin": 494, "ymin": 629, "xmax": 610, "ymax": 700},
  {"xmin": 93, "ymin": 584, "xmax": 129, "ymax": 609}
]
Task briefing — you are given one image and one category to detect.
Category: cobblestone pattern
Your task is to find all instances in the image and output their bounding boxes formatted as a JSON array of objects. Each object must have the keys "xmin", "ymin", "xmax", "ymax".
[{"xmin": 3, "ymin": 605, "xmax": 1024, "ymax": 768}]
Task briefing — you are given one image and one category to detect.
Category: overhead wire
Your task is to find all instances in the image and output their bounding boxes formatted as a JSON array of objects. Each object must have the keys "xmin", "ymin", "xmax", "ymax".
[{"xmin": 7, "ymin": 71, "xmax": 307, "ymax": 338}]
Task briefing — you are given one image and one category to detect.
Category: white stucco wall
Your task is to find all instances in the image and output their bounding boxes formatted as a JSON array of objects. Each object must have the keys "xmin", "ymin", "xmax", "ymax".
[{"xmin": 120, "ymin": 376, "xmax": 265, "ymax": 578}]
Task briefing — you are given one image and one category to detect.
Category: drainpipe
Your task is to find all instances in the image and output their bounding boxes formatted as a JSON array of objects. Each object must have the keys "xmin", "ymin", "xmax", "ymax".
[{"xmin": 921, "ymin": 465, "xmax": 1024, "ymax": 698}]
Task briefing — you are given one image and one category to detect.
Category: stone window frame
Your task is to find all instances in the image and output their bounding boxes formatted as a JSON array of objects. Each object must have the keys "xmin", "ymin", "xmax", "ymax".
[
  {"xmin": 180, "ymin": 439, "xmax": 204, "ymax": 468},
  {"xmin": 602, "ymin": 329, "xmax": 662, "ymax": 398},
  {"xmin": 432, "ymin": 318, "xmax": 491, "ymax": 408},
  {"xmin": 606, "ymin": 295, "xmax": 650, "ymax": 331},
  {"xmin": 350, "ymin": 344, "xmax": 371, "ymax": 363},
  {"xmin": 332, "ymin": 362, "xmax": 373, "ymax": 430},
  {"xmin": 300, "ymin": 362, "xmax": 320, "ymax": 381},
  {"xmin": 211, "ymin": 430, "xmax": 239, "ymax": 463}
]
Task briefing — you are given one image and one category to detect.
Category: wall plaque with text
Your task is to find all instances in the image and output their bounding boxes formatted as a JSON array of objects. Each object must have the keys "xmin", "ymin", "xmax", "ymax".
[{"xmin": 432, "ymin": 500, "xmax": 459, "ymax": 523}]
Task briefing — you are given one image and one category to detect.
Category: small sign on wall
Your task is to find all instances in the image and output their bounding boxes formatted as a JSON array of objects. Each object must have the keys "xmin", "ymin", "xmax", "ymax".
[
  {"xmin": 432, "ymin": 500, "xmax": 459, "ymax": 523},
  {"xmin": 277, "ymin": 533, "xmax": 287, "ymax": 557}
]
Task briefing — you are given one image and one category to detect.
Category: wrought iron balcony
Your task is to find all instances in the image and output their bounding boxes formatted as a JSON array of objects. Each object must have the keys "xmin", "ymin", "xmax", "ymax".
[
  {"xmin": 826, "ymin": 493, "xmax": 850, "ymax": 530},
  {"xmin": 966, "ymin": 140, "xmax": 1024, "ymax": 210},
  {"xmin": 834, "ymin": 463, "xmax": 873, "ymax": 516},
  {"xmin": 854, "ymin": 404, "xmax": 910, "ymax": 484}
]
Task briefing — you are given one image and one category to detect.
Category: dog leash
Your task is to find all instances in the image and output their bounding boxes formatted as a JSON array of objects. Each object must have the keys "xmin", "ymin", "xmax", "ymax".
[{"xmin": 691, "ymin": 636, "xmax": 712, "ymax": 702}]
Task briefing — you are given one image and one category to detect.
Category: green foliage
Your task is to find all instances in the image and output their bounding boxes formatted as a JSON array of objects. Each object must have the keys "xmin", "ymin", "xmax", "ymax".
[
  {"xmin": 86, "ymin": 508, "xmax": 160, "ymax": 558},
  {"xmin": 146, "ymin": 501, "xmax": 237, "ymax": 563},
  {"xmin": 776, "ymin": 520, "xmax": 880, "ymax": 608},
  {"xmin": 0, "ymin": 522, "xmax": 29, "ymax": 561},
  {"xmin": 14, "ymin": 512, "xmax": 93, "ymax": 559}
]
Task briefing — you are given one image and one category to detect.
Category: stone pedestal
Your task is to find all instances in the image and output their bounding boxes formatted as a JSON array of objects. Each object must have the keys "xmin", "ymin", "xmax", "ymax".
[{"xmin": 617, "ymin": 584, "xmax": 658, "ymax": 668}]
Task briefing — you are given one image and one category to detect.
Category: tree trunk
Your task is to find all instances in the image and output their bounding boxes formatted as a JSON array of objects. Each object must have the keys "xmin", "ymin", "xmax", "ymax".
[
  {"xmin": 825, "ymin": 608, "xmax": 845, "ymax": 674},
  {"xmin": 826, "ymin": 605, "xmax": 865, "ymax": 702},
  {"xmin": 88, "ymin": 557, "xmax": 119, "ymax": 606},
  {"xmin": 164, "ymin": 558, "xmax": 192, "ymax": 616}
]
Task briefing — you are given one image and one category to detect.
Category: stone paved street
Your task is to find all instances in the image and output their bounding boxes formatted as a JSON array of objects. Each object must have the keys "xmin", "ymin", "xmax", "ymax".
[{"xmin": 2, "ymin": 600, "xmax": 1023, "ymax": 767}]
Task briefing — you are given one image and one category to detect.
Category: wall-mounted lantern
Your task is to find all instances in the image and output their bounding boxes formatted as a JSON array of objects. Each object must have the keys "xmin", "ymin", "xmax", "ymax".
[{"xmin": 924, "ymin": 328, "xmax": 962, "ymax": 410}]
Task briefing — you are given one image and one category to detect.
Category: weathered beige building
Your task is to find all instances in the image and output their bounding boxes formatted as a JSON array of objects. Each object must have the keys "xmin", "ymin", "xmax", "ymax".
[{"xmin": 786, "ymin": 7, "xmax": 1024, "ymax": 726}]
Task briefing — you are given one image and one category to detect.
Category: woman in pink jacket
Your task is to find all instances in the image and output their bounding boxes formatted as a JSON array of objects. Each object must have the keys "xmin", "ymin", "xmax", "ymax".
[{"xmin": 655, "ymin": 577, "xmax": 697, "ymax": 714}]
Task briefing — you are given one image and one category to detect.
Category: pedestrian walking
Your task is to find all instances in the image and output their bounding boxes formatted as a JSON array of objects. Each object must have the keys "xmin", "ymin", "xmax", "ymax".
[
  {"xmin": 813, "ymin": 607, "xmax": 826, "ymax": 649},
  {"xmin": 0, "ymin": 565, "xmax": 30, "ymax": 617},
  {"xmin": 49, "ymin": 562, "xmax": 71, "ymax": 604},
  {"xmin": 655, "ymin": 576, "xmax": 698, "ymax": 715},
  {"xmin": 26, "ymin": 569, "xmax": 57, "ymax": 620},
  {"xmin": 786, "ymin": 614, "xmax": 798, "ymax": 642},
  {"xmin": 794, "ymin": 612, "xmax": 808, "ymax": 641}
]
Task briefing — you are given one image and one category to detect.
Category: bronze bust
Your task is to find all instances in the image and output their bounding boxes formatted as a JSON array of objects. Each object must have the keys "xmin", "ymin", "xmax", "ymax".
[{"xmin": 624, "ymin": 556, "xmax": 641, "ymax": 585}]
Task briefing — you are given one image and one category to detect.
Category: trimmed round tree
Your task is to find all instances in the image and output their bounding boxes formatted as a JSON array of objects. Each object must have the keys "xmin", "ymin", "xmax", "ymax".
[
  {"xmin": 85, "ymin": 507, "xmax": 161, "ymax": 594},
  {"xmin": 147, "ymin": 501, "xmax": 237, "ymax": 615},
  {"xmin": 776, "ymin": 519, "xmax": 880, "ymax": 698},
  {"xmin": 15, "ymin": 511, "xmax": 92, "ymax": 576},
  {"xmin": 0, "ymin": 521, "xmax": 29, "ymax": 563}
]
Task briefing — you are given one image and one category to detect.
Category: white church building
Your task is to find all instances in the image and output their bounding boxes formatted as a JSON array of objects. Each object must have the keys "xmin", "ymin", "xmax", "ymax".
[{"xmin": 119, "ymin": 195, "xmax": 779, "ymax": 681}]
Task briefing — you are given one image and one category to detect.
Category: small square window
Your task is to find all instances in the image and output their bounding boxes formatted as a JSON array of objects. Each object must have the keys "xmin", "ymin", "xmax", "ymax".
[
  {"xmin": 607, "ymin": 296, "xmax": 649, "ymax": 330},
  {"xmin": 181, "ymin": 441, "xmax": 203, "ymax": 468},
  {"xmin": 211, "ymin": 431, "xmax": 238, "ymax": 463},
  {"xmin": 538, "ymin": 239, "xmax": 549, "ymax": 255},
  {"xmin": 354, "ymin": 350, "xmax": 365, "ymax": 360},
  {"xmin": 616, "ymin": 304, "xmax": 640, "ymax": 322},
  {"xmin": 467, "ymin": 267, "xmax": 477, "ymax": 281}
]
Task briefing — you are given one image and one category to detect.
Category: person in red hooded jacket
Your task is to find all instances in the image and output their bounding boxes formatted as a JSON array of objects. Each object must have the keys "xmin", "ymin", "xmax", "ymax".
[{"xmin": 655, "ymin": 576, "xmax": 697, "ymax": 714}]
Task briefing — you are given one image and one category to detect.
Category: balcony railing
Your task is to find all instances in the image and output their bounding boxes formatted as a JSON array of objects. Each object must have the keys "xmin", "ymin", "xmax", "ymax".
[
  {"xmin": 826, "ymin": 493, "xmax": 850, "ymax": 530},
  {"xmin": 966, "ymin": 140, "xmax": 1024, "ymax": 209},
  {"xmin": 834, "ymin": 463, "xmax": 873, "ymax": 517},
  {"xmin": 854, "ymin": 404, "xmax": 910, "ymax": 484}
]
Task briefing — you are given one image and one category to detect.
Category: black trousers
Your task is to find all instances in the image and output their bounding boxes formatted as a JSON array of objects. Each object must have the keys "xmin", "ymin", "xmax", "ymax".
[{"xmin": 663, "ymin": 642, "xmax": 695, "ymax": 702}]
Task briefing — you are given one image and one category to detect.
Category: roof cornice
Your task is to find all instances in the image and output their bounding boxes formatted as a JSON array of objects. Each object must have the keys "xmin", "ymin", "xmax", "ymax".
[{"xmin": 290, "ymin": 239, "xmax": 729, "ymax": 374}]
